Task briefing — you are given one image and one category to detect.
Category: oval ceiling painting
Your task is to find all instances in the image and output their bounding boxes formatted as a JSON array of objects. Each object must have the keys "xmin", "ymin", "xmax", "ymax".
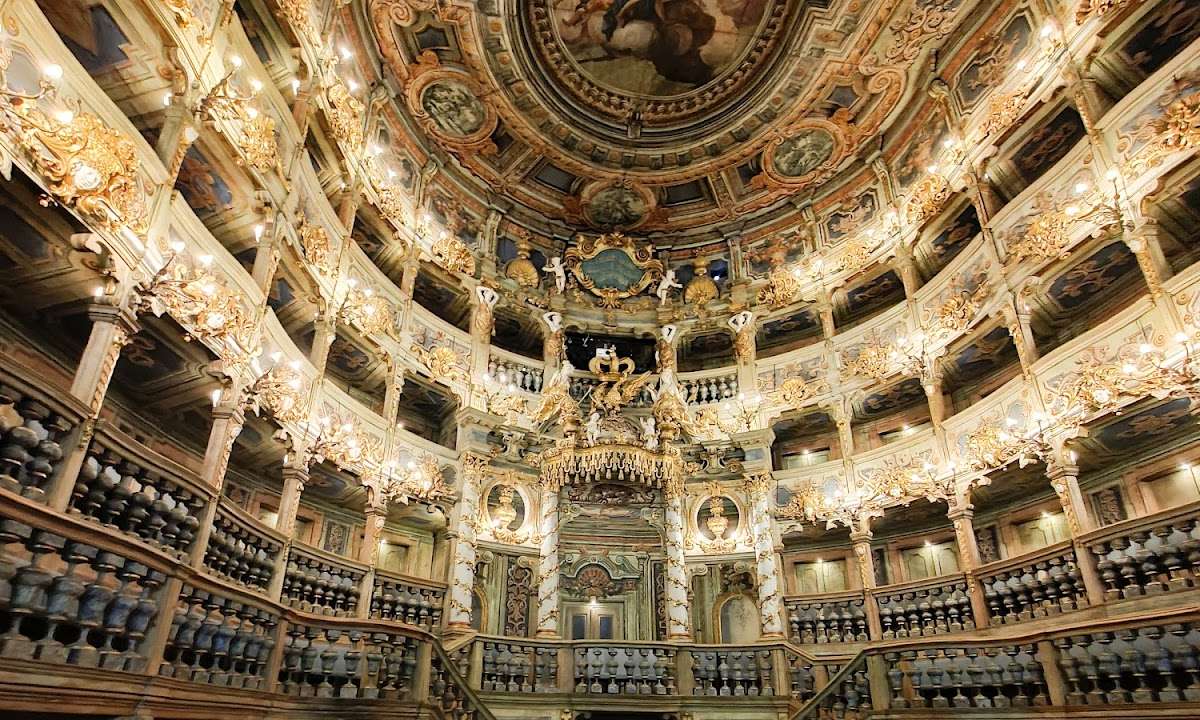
[
  {"xmin": 420, "ymin": 80, "xmax": 487, "ymax": 137},
  {"xmin": 585, "ymin": 185, "xmax": 647, "ymax": 228},
  {"xmin": 773, "ymin": 128, "xmax": 835, "ymax": 178},
  {"xmin": 552, "ymin": 0, "xmax": 770, "ymax": 96}
]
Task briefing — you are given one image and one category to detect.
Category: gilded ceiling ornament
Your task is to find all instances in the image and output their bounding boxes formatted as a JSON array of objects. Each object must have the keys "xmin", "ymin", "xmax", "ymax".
[
  {"xmin": 247, "ymin": 363, "xmax": 308, "ymax": 424},
  {"xmin": 141, "ymin": 258, "xmax": 257, "ymax": 358},
  {"xmin": 376, "ymin": 452, "xmax": 450, "ymax": 506},
  {"xmin": 201, "ymin": 74, "xmax": 278, "ymax": 174},
  {"xmin": 757, "ymin": 265, "xmax": 803, "ymax": 307},
  {"xmin": 684, "ymin": 258, "xmax": 719, "ymax": 305},
  {"xmin": 773, "ymin": 376, "xmax": 821, "ymax": 408},
  {"xmin": 961, "ymin": 417, "xmax": 1046, "ymax": 472},
  {"xmin": 324, "ymin": 79, "xmax": 365, "ymax": 150},
  {"xmin": 164, "ymin": 0, "xmax": 200, "ymax": 34},
  {"xmin": 305, "ymin": 414, "xmax": 384, "ymax": 469},
  {"xmin": 340, "ymin": 288, "xmax": 394, "ymax": 337},
  {"xmin": 975, "ymin": 90, "xmax": 1029, "ymax": 141},
  {"xmin": 929, "ymin": 269, "xmax": 989, "ymax": 335},
  {"xmin": 297, "ymin": 218, "xmax": 336, "ymax": 276},
  {"xmin": 1074, "ymin": 0, "xmax": 1130, "ymax": 24},
  {"xmin": 840, "ymin": 332, "xmax": 903, "ymax": 382},
  {"xmin": 883, "ymin": 0, "xmax": 961, "ymax": 65},
  {"xmin": 505, "ymin": 235, "xmax": 540, "ymax": 288},
  {"xmin": 904, "ymin": 173, "xmax": 952, "ymax": 227},
  {"xmin": 1005, "ymin": 190, "xmax": 1118, "ymax": 265},
  {"xmin": 563, "ymin": 233, "xmax": 665, "ymax": 309},
  {"xmin": 410, "ymin": 341, "xmax": 470, "ymax": 387},
  {"xmin": 1048, "ymin": 344, "xmax": 1200, "ymax": 419},
  {"xmin": 0, "ymin": 58, "xmax": 150, "ymax": 238},
  {"xmin": 431, "ymin": 230, "xmax": 476, "ymax": 275},
  {"xmin": 1124, "ymin": 76, "xmax": 1200, "ymax": 173}
]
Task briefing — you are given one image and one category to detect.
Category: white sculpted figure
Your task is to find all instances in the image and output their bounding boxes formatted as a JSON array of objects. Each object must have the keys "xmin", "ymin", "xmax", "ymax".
[
  {"xmin": 656, "ymin": 269, "xmax": 682, "ymax": 305},
  {"xmin": 640, "ymin": 416, "xmax": 659, "ymax": 450},
  {"xmin": 542, "ymin": 311, "xmax": 562, "ymax": 333},
  {"xmin": 728, "ymin": 310, "xmax": 754, "ymax": 334},
  {"xmin": 661, "ymin": 324, "xmax": 677, "ymax": 345},
  {"xmin": 476, "ymin": 285, "xmax": 499, "ymax": 308},
  {"xmin": 543, "ymin": 256, "xmax": 566, "ymax": 293},
  {"xmin": 585, "ymin": 411, "xmax": 602, "ymax": 446}
]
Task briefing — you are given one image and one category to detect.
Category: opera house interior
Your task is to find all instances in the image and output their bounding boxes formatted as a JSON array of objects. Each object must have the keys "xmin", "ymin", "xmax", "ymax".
[{"xmin": 0, "ymin": 0, "xmax": 1199, "ymax": 718}]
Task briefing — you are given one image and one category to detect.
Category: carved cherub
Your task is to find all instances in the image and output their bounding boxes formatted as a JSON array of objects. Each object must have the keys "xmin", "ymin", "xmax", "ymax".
[
  {"xmin": 543, "ymin": 256, "xmax": 566, "ymax": 293},
  {"xmin": 656, "ymin": 269, "xmax": 682, "ymax": 305}
]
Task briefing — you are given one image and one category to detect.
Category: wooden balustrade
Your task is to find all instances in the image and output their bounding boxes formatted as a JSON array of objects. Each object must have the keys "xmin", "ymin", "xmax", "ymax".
[
  {"xmin": 870, "ymin": 574, "xmax": 976, "ymax": 638},
  {"xmin": 0, "ymin": 363, "xmax": 86, "ymax": 504},
  {"xmin": 281, "ymin": 542, "xmax": 367, "ymax": 617},
  {"xmin": 203, "ymin": 498, "xmax": 284, "ymax": 593},
  {"xmin": 1082, "ymin": 500, "xmax": 1200, "ymax": 601},
  {"xmin": 370, "ymin": 568, "xmax": 446, "ymax": 629},
  {"xmin": 976, "ymin": 541, "xmax": 1089, "ymax": 626},
  {"xmin": 573, "ymin": 643, "xmax": 677, "ymax": 695},
  {"xmin": 691, "ymin": 647, "xmax": 776, "ymax": 696},
  {"xmin": 785, "ymin": 590, "xmax": 871, "ymax": 644},
  {"xmin": 161, "ymin": 583, "xmax": 278, "ymax": 688},
  {"xmin": 70, "ymin": 424, "xmax": 210, "ymax": 558},
  {"xmin": 791, "ymin": 607, "xmax": 1200, "ymax": 718}
]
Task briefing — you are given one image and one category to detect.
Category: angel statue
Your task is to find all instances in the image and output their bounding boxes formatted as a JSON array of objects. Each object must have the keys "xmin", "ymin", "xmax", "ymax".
[
  {"xmin": 656, "ymin": 269, "xmax": 682, "ymax": 305},
  {"xmin": 640, "ymin": 416, "xmax": 659, "ymax": 451},
  {"xmin": 531, "ymin": 360, "xmax": 579, "ymax": 429},
  {"xmin": 585, "ymin": 411, "xmax": 602, "ymax": 446},
  {"xmin": 543, "ymin": 256, "xmax": 566, "ymax": 293}
]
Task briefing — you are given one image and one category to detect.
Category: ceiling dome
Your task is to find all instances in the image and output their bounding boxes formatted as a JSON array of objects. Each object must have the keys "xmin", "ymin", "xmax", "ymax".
[{"xmin": 368, "ymin": 0, "xmax": 911, "ymax": 242}]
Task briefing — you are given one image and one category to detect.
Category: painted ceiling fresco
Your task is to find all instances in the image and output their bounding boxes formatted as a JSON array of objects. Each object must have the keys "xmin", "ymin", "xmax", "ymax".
[{"xmin": 549, "ymin": 0, "xmax": 772, "ymax": 96}]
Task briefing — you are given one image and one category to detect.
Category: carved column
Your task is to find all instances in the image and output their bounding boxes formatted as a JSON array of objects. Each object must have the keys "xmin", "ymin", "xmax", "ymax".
[
  {"xmin": 1000, "ymin": 294, "xmax": 1040, "ymax": 373},
  {"xmin": 308, "ymin": 312, "xmax": 337, "ymax": 373},
  {"xmin": 535, "ymin": 483, "xmax": 561, "ymax": 638},
  {"xmin": 890, "ymin": 245, "xmax": 921, "ymax": 298},
  {"xmin": 276, "ymin": 462, "xmax": 309, "ymax": 539},
  {"xmin": 1046, "ymin": 454, "xmax": 1105, "ymax": 606},
  {"xmin": 1125, "ymin": 221, "xmax": 1174, "ymax": 302},
  {"xmin": 663, "ymin": 490, "xmax": 691, "ymax": 639},
  {"xmin": 269, "ymin": 461, "xmax": 308, "ymax": 600},
  {"xmin": 356, "ymin": 501, "xmax": 388, "ymax": 619},
  {"xmin": 69, "ymin": 297, "xmax": 139, "ymax": 417},
  {"xmin": 744, "ymin": 473, "xmax": 785, "ymax": 638},
  {"xmin": 947, "ymin": 502, "xmax": 991, "ymax": 627},
  {"xmin": 50, "ymin": 296, "xmax": 139, "ymax": 511},
  {"xmin": 1047, "ymin": 456, "xmax": 1095, "ymax": 536},
  {"xmin": 447, "ymin": 452, "xmax": 488, "ymax": 630},
  {"xmin": 850, "ymin": 520, "xmax": 883, "ymax": 640},
  {"xmin": 542, "ymin": 311, "xmax": 565, "ymax": 378},
  {"xmin": 251, "ymin": 211, "xmax": 283, "ymax": 295},
  {"xmin": 469, "ymin": 285, "xmax": 498, "ymax": 405},
  {"xmin": 188, "ymin": 399, "xmax": 247, "ymax": 568},
  {"xmin": 729, "ymin": 311, "xmax": 758, "ymax": 396}
]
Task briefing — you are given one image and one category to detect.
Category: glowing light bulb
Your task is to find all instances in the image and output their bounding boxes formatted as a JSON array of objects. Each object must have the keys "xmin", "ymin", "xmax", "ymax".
[
  {"xmin": 42, "ymin": 64, "xmax": 63, "ymax": 82},
  {"xmin": 229, "ymin": 54, "xmax": 243, "ymax": 68}
]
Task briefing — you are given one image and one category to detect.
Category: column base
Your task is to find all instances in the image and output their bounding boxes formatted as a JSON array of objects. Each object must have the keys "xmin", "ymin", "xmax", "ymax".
[
  {"xmin": 667, "ymin": 632, "xmax": 692, "ymax": 641},
  {"xmin": 535, "ymin": 630, "xmax": 560, "ymax": 639},
  {"xmin": 759, "ymin": 632, "xmax": 786, "ymax": 640}
]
